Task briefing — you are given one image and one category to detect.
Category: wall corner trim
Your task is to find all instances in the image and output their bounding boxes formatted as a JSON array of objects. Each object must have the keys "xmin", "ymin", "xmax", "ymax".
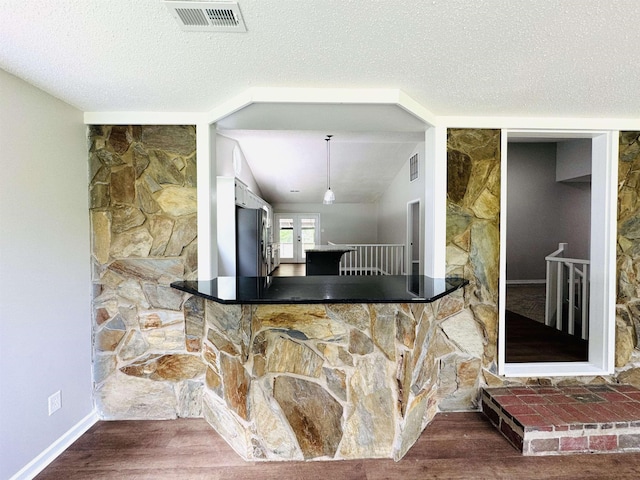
[
  {"xmin": 83, "ymin": 111, "xmax": 206, "ymax": 125},
  {"xmin": 9, "ymin": 410, "xmax": 99, "ymax": 480}
]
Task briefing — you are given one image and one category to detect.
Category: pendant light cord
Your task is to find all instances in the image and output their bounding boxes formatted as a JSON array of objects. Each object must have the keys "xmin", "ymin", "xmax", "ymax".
[{"xmin": 326, "ymin": 134, "xmax": 333, "ymax": 190}]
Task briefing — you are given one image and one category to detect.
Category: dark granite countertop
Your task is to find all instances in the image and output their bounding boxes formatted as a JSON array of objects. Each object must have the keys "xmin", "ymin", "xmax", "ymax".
[
  {"xmin": 304, "ymin": 245, "xmax": 356, "ymax": 253},
  {"xmin": 170, "ymin": 275, "xmax": 467, "ymax": 305}
]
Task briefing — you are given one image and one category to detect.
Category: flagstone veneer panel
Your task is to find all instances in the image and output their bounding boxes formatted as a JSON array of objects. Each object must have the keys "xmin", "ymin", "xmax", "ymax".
[
  {"xmin": 194, "ymin": 294, "xmax": 478, "ymax": 461},
  {"xmin": 274, "ymin": 376, "xmax": 343, "ymax": 459},
  {"xmin": 90, "ymin": 125, "xmax": 201, "ymax": 420},
  {"xmin": 446, "ymin": 128, "xmax": 501, "ymax": 398}
]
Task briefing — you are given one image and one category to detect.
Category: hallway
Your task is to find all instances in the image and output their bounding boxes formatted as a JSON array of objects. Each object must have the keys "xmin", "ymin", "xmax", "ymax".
[{"xmin": 505, "ymin": 284, "xmax": 588, "ymax": 362}]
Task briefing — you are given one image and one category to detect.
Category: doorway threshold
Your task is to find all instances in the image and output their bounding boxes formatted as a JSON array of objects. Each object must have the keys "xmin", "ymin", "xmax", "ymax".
[{"xmin": 502, "ymin": 362, "xmax": 609, "ymax": 378}]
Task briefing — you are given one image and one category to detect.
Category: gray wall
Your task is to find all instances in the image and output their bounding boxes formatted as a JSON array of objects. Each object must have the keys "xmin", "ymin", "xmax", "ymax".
[
  {"xmin": 0, "ymin": 69, "xmax": 93, "ymax": 479},
  {"xmin": 273, "ymin": 202, "xmax": 378, "ymax": 244},
  {"xmin": 273, "ymin": 143, "xmax": 423, "ymax": 270},
  {"xmin": 377, "ymin": 144, "xmax": 425, "ymax": 245},
  {"xmin": 556, "ymin": 138, "xmax": 592, "ymax": 182},
  {"xmin": 377, "ymin": 143, "xmax": 425, "ymax": 273},
  {"xmin": 506, "ymin": 143, "xmax": 591, "ymax": 281}
]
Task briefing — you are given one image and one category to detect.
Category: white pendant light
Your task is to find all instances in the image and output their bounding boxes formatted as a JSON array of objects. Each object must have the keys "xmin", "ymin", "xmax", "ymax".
[{"xmin": 323, "ymin": 134, "xmax": 335, "ymax": 204}]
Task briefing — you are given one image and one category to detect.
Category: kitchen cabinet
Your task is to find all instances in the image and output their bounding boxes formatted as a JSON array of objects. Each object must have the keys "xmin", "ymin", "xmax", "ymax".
[
  {"xmin": 265, "ymin": 204, "xmax": 273, "ymax": 227},
  {"xmin": 234, "ymin": 179, "xmax": 248, "ymax": 206},
  {"xmin": 264, "ymin": 204, "xmax": 273, "ymax": 241},
  {"xmin": 219, "ymin": 176, "xmax": 273, "ymax": 276},
  {"xmin": 304, "ymin": 246, "xmax": 355, "ymax": 275},
  {"xmin": 272, "ymin": 242, "xmax": 280, "ymax": 269},
  {"xmin": 247, "ymin": 190, "xmax": 261, "ymax": 208},
  {"xmin": 236, "ymin": 179, "xmax": 268, "ymax": 210}
]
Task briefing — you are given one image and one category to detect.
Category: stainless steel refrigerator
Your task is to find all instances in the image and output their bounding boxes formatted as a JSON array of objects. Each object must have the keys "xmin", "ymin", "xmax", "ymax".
[{"xmin": 236, "ymin": 207, "xmax": 268, "ymax": 277}]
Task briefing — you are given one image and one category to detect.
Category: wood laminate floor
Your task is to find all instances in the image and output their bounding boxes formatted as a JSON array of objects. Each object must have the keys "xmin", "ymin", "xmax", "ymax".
[
  {"xmin": 505, "ymin": 309, "xmax": 588, "ymax": 363},
  {"xmin": 271, "ymin": 263, "xmax": 305, "ymax": 276},
  {"xmin": 35, "ymin": 412, "xmax": 640, "ymax": 480}
]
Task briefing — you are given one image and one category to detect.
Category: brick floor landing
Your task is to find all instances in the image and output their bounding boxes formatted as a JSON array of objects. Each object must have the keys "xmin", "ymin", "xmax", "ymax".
[{"xmin": 481, "ymin": 384, "xmax": 640, "ymax": 455}]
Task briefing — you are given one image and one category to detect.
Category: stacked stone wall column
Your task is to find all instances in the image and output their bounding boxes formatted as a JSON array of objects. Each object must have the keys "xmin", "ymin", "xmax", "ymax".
[
  {"xmin": 614, "ymin": 132, "xmax": 640, "ymax": 380},
  {"xmin": 89, "ymin": 125, "xmax": 204, "ymax": 419},
  {"xmin": 445, "ymin": 128, "xmax": 500, "ymax": 403}
]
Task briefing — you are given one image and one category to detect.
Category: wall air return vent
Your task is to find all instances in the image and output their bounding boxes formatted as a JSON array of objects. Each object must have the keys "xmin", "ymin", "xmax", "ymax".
[
  {"xmin": 164, "ymin": 1, "xmax": 247, "ymax": 32},
  {"xmin": 409, "ymin": 153, "xmax": 419, "ymax": 182}
]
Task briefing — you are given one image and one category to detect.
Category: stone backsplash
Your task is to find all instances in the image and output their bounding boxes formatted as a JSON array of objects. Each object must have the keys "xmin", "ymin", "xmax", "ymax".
[{"xmin": 89, "ymin": 125, "xmax": 203, "ymax": 419}]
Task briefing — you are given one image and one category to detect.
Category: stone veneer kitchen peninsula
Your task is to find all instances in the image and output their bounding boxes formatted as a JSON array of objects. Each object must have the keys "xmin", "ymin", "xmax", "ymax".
[{"xmin": 171, "ymin": 274, "xmax": 467, "ymax": 461}]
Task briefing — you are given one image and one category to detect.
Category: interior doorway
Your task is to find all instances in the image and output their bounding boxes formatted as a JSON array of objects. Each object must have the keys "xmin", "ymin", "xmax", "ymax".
[
  {"xmin": 275, "ymin": 214, "xmax": 320, "ymax": 263},
  {"xmin": 504, "ymin": 140, "xmax": 591, "ymax": 363},
  {"xmin": 407, "ymin": 200, "xmax": 421, "ymax": 275},
  {"xmin": 499, "ymin": 130, "xmax": 617, "ymax": 377}
]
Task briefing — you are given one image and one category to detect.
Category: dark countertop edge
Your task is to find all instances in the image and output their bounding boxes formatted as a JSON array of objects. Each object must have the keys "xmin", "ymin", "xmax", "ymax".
[
  {"xmin": 170, "ymin": 277, "xmax": 468, "ymax": 305},
  {"xmin": 304, "ymin": 247, "xmax": 357, "ymax": 252}
]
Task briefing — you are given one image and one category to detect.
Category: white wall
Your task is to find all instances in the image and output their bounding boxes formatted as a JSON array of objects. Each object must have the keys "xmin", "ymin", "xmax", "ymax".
[
  {"xmin": 273, "ymin": 203, "xmax": 378, "ymax": 244},
  {"xmin": 377, "ymin": 143, "xmax": 425, "ymax": 247},
  {"xmin": 506, "ymin": 142, "xmax": 591, "ymax": 281},
  {"xmin": 0, "ymin": 69, "xmax": 93, "ymax": 479},
  {"xmin": 216, "ymin": 134, "xmax": 262, "ymax": 196}
]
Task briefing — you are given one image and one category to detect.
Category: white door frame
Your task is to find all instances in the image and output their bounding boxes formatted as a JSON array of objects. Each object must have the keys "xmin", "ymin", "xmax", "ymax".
[
  {"xmin": 407, "ymin": 199, "xmax": 421, "ymax": 275},
  {"xmin": 275, "ymin": 213, "xmax": 321, "ymax": 263},
  {"xmin": 498, "ymin": 129, "xmax": 618, "ymax": 377}
]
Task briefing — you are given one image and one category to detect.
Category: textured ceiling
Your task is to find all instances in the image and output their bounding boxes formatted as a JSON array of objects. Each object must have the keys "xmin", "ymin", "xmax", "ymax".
[
  {"xmin": 3, "ymin": 0, "xmax": 638, "ymax": 205},
  {"xmin": 2, "ymin": 0, "xmax": 640, "ymax": 118}
]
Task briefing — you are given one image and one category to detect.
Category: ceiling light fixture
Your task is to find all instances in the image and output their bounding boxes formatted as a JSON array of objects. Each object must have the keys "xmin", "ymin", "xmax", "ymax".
[{"xmin": 323, "ymin": 135, "xmax": 335, "ymax": 205}]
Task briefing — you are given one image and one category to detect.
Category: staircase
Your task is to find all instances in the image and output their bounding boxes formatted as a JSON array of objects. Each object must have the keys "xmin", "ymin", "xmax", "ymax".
[
  {"xmin": 545, "ymin": 243, "xmax": 590, "ymax": 340},
  {"xmin": 328, "ymin": 242, "xmax": 405, "ymax": 275}
]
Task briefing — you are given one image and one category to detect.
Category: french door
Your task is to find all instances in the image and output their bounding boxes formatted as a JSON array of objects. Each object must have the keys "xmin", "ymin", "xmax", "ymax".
[{"xmin": 275, "ymin": 214, "xmax": 320, "ymax": 263}]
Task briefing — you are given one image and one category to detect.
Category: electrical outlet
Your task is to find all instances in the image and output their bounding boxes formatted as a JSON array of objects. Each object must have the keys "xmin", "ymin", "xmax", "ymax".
[{"xmin": 48, "ymin": 390, "xmax": 61, "ymax": 415}]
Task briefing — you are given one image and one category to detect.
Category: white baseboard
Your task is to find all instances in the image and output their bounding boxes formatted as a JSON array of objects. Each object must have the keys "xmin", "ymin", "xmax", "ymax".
[
  {"xmin": 9, "ymin": 409, "xmax": 99, "ymax": 480},
  {"xmin": 506, "ymin": 279, "xmax": 546, "ymax": 285}
]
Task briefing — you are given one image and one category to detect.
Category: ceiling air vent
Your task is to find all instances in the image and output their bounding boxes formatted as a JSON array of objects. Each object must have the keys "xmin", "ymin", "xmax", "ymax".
[{"xmin": 164, "ymin": 1, "xmax": 247, "ymax": 32}]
